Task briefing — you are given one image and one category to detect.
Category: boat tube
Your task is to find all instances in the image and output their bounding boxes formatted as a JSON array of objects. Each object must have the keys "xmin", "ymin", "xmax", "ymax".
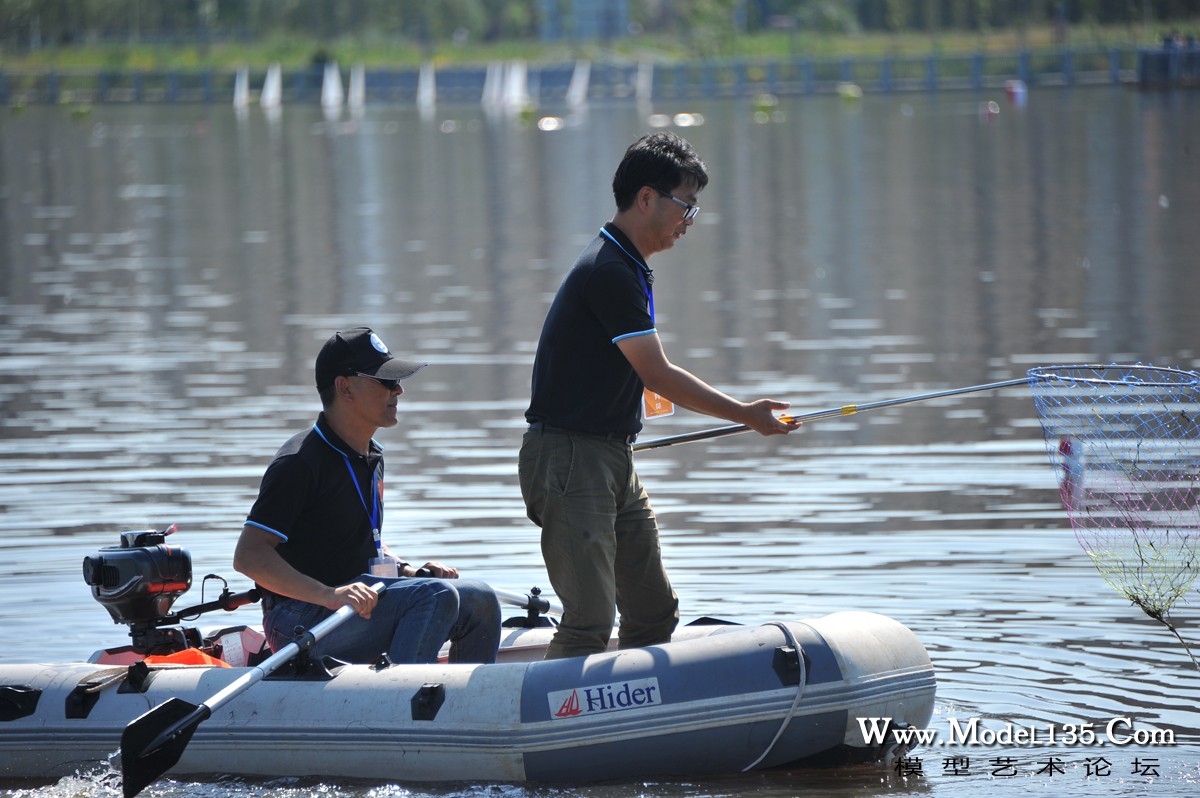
[{"xmin": 0, "ymin": 529, "xmax": 936, "ymax": 785}]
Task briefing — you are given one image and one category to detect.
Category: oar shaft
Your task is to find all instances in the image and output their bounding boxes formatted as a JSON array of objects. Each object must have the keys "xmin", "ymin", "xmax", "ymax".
[
  {"xmin": 183, "ymin": 581, "xmax": 386, "ymax": 723},
  {"xmin": 148, "ymin": 584, "xmax": 554, "ymax": 724},
  {"xmin": 199, "ymin": 595, "xmax": 362, "ymax": 711},
  {"xmin": 495, "ymin": 587, "xmax": 564, "ymax": 616},
  {"xmin": 633, "ymin": 377, "xmax": 1031, "ymax": 452},
  {"xmin": 122, "ymin": 582, "xmax": 386, "ymax": 798}
]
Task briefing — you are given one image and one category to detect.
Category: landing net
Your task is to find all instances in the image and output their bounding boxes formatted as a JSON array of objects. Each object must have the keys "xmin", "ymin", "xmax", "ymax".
[{"xmin": 1029, "ymin": 364, "xmax": 1200, "ymax": 668}]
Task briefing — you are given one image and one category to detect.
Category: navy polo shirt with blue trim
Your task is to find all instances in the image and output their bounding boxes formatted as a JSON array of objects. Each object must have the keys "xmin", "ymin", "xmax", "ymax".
[
  {"xmin": 525, "ymin": 223, "xmax": 654, "ymax": 436},
  {"xmin": 245, "ymin": 413, "xmax": 382, "ymax": 587}
]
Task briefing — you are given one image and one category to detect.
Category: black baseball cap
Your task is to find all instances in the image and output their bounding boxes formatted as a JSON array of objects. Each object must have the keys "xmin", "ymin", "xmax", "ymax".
[{"xmin": 315, "ymin": 327, "xmax": 427, "ymax": 391}]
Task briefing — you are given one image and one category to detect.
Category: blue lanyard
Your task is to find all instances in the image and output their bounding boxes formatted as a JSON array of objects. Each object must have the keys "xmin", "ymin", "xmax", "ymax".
[
  {"xmin": 600, "ymin": 227, "xmax": 654, "ymax": 321},
  {"xmin": 313, "ymin": 424, "xmax": 381, "ymax": 536}
]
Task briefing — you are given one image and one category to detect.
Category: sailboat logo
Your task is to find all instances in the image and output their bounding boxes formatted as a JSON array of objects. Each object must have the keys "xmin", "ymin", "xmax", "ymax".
[
  {"xmin": 554, "ymin": 690, "xmax": 582, "ymax": 718},
  {"xmin": 547, "ymin": 678, "xmax": 661, "ymax": 720}
]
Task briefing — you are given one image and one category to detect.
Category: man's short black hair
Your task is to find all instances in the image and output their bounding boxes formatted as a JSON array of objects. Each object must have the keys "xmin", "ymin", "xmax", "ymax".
[{"xmin": 612, "ymin": 131, "xmax": 709, "ymax": 212}]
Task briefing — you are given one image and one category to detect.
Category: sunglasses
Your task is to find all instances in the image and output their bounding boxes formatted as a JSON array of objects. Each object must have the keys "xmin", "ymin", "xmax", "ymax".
[
  {"xmin": 652, "ymin": 187, "xmax": 700, "ymax": 221},
  {"xmin": 355, "ymin": 373, "xmax": 402, "ymax": 392}
]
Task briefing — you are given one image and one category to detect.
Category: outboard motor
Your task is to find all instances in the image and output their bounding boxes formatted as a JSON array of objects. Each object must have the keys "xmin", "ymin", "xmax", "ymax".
[
  {"xmin": 82, "ymin": 525, "xmax": 192, "ymax": 626},
  {"xmin": 82, "ymin": 525, "xmax": 260, "ymax": 657}
]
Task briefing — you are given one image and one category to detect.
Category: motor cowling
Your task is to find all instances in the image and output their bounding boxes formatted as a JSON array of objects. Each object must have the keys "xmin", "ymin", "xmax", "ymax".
[{"xmin": 82, "ymin": 528, "xmax": 192, "ymax": 625}]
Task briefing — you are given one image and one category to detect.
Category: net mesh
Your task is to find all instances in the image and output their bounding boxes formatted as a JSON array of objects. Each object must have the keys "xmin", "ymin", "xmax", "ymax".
[{"xmin": 1030, "ymin": 364, "xmax": 1200, "ymax": 667}]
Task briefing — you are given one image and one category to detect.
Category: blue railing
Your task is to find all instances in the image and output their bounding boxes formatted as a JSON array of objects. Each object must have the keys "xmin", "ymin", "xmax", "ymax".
[{"xmin": 1, "ymin": 46, "xmax": 1191, "ymax": 107}]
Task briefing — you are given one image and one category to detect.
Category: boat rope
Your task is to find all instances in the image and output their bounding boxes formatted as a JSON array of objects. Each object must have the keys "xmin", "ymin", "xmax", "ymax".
[
  {"xmin": 76, "ymin": 666, "xmax": 130, "ymax": 695},
  {"xmin": 742, "ymin": 621, "xmax": 807, "ymax": 772},
  {"xmin": 78, "ymin": 662, "xmax": 226, "ymax": 697}
]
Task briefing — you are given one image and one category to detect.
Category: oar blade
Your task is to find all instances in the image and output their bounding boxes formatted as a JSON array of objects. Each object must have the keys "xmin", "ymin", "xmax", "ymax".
[
  {"xmin": 119, "ymin": 584, "xmax": 381, "ymax": 797},
  {"xmin": 120, "ymin": 697, "xmax": 208, "ymax": 798}
]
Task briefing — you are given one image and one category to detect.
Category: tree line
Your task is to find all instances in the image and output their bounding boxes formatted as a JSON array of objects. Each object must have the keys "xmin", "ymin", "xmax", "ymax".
[{"xmin": 0, "ymin": 0, "xmax": 1194, "ymax": 50}]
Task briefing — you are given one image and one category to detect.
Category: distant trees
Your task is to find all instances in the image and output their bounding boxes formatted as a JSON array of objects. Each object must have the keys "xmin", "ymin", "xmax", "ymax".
[
  {"xmin": 744, "ymin": 1, "xmax": 1192, "ymax": 34},
  {"xmin": 0, "ymin": 1, "xmax": 542, "ymax": 46},
  {"xmin": 0, "ymin": 0, "xmax": 1192, "ymax": 50}
]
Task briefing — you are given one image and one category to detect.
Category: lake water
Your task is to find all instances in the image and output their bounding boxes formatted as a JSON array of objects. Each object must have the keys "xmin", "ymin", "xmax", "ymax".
[{"xmin": 1, "ymin": 86, "xmax": 1198, "ymax": 797}]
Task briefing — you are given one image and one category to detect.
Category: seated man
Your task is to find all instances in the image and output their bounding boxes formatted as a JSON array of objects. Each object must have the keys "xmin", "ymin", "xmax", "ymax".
[{"xmin": 234, "ymin": 326, "xmax": 500, "ymax": 665}]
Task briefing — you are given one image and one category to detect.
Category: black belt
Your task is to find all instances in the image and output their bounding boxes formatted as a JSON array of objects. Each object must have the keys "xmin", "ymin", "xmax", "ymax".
[{"xmin": 528, "ymin": 421, "xmax": 637, "ymax": 445}]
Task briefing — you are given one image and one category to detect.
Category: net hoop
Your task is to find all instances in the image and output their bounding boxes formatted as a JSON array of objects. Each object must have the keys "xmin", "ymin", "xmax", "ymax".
[
  {"xmin": 1029, "ymin": 362, "xmax": 1200, "ymax": 668},
  {"xmin": 1028, "ymin": 363, "xmax": 1200, "ymax": 389}
]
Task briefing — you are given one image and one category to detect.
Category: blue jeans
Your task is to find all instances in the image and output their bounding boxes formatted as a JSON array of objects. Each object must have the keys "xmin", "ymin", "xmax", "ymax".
[{"xmin": 263, "ymin": 576, "xmax": 501, "ymax": 665}]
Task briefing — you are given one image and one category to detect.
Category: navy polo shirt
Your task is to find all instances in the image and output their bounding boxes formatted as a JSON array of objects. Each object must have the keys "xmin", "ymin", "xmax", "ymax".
[
  {"xmin": 244, "ymin": 413, "xmax": 383, "ymax": 587},
  {"xmin": 525, "ymin": 223, "xmax": 655, "ymax": 437}
]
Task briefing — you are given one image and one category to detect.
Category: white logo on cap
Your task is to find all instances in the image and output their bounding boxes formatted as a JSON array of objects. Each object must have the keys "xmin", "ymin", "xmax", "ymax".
[{"xmin": 369, "ymin": 333, "xmax": 389, "ymax": 354}]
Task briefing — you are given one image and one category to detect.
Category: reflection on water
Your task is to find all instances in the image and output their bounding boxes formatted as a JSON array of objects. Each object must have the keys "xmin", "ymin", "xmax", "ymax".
[{"xmin": 2, "ymin": 88, "xmax": 1199, "ymax": 796}]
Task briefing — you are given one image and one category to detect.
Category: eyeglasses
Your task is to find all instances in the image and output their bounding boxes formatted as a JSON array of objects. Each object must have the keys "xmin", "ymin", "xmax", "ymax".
[
  {"xmin": 652, "ymin": 187, "xmax": 699, "ymax": 221},
  {"xmin": 355, "ymin": 373, "xmax": 402, "ymax": 392}
]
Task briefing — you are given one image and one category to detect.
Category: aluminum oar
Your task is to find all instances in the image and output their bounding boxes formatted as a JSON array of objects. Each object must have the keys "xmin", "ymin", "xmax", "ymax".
[
  {"xmin": 633, "ymin": 377, "xmax": 1032, "ymax": 452},
  {"xmin": 494, "ymin": 587, "xmax": 563, "ymax": 617},
  {"xmin": 120, "ymin": 582, "xmax": 385, "ymax": 798}
]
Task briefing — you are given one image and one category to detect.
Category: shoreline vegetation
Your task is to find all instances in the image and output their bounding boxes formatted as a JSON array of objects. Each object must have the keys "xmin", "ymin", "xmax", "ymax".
[{"xmin": 2, "ymin": 20, "xmax": 1197, "ymax": 73}]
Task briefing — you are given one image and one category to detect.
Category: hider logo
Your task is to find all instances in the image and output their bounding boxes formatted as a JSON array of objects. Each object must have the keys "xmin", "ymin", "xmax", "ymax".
[{"xmin": 548, "ymin": 678, "xmax": 662, "ymax": 719}]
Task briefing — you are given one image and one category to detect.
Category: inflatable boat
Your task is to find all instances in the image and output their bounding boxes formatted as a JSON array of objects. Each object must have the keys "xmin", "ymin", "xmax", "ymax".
[{"xmin": 0, "ymin": 529, "xmax": 936, "ymax": 791}]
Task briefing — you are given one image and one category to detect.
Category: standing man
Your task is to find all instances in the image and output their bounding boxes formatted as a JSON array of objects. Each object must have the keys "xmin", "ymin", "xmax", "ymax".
[
  {"xmin": 235, "ymin": 327, "xmax": 500, "ymax": 665},
  {"xmin": 519, "ymin": 132, "xmax": 799, "ymax": 660}
]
